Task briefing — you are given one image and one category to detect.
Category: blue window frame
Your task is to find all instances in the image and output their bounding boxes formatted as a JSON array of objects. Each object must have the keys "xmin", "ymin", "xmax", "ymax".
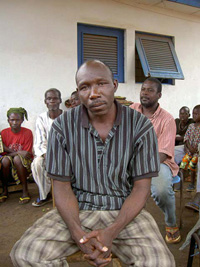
[
  {"xmin": 135, "ymin": 32, "xmax": 184, "ymax": 80},
  {"xmin": 168, "ymin": 0, "xmax": 200, "ymax": 8},
  {"xmin": 78, "ymin": 23, "xmax": 124, "ymax": 82}
]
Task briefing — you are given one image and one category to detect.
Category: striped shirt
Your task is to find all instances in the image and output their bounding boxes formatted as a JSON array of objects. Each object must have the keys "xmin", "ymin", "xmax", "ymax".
[
  {"xmin": 46, "ymin": 101, "xmax": 160, "ymax": 210},
  {"xmin": 130, "ymin": 103, "xmax": 179, "ymax": 177}
]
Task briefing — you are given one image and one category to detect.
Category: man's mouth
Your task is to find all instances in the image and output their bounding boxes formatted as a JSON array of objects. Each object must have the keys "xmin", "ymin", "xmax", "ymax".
[
  {"xmin": 89, "ymin": 101, "xmax": 106, "ymax": 109},
  {"xmin": 141, "ymin": 97, "xmax": 149, "ymax": 101}
]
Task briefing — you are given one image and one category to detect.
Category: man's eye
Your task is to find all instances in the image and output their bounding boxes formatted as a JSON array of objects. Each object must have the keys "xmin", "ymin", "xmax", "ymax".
[{"xmin": 80, "ymin": 86, "xmax": 88, "ymax": 91}]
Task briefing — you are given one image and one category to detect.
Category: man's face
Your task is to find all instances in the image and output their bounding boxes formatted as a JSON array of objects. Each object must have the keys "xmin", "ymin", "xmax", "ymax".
[
  {"xmin": 70, "ymin": 93, "xmax": 81, "ymax": 108},
  {"xmin": 76, "ymin": 62, "xmax": 118, "ymax": 116},
  {"xmin": 140, "ymin": 81, "xmax": 161, "ymax": 108},
  {"xmin": 179, "ymin": 108, "xmax": 190, "ymax": 123},
  {"xmin": 8, "ymin": 113, "xmax": 23, "ymax": 132},
  {"xmin": 45, "ymin": 91, "xmax": 61, "ymax": 111}
]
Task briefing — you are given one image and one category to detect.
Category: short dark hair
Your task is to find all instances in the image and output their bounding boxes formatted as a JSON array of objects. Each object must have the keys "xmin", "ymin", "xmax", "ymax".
[
  {"xmin": 71, "ymin": 91, "xmax": 78, "ymax": 97},
  {"xmin": 143, "ymin": 77, "xmax": 162, "ymax": 93},
  {"xmin": 45, "ymin": 88, "xmax": 61, "ymax": 99},
  {"xmin": 180, "ymin": 106, "xmax": 190, "ymax": 114},
  {"xmin": 193, "ymin": 105, "xmax": 200, "ymax": 112},
  {"xmin": 75, "ymin": 60, "xmax": 114, "ymax": 84}
]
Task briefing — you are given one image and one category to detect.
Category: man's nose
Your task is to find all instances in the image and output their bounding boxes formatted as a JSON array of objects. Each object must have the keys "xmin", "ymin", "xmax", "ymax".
[
  {"xmin": 141, "ymin": 89, "xmax": 148, "ymax": 95},
  {"xmin": 89, "ymin": 85, "xmax": 100, "ymax": 99}
]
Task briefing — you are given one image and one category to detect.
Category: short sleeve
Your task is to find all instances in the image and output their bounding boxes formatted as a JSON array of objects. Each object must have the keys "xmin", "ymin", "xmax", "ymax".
[{"xmin": 129, "ymin": 117, "xmax": 160, "ymax": 180}]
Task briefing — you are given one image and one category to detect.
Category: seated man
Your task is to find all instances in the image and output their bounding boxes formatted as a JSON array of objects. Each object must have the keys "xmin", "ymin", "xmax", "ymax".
[
  {"xmin": 0, "ymin": 107, "xmax": 33, "ymax": 204},
  {"xmin": 31, "ymin": 88, "xmax": 62, "ymax": 207},
  {"xmin": 130, "ymin": 78, "xmax": 181, "ymax": 244},
  {"xmin": 10, "ymin": 60, "xmax": 175, "ymax": 267},
  {"xmin": 174, "ymin": 106, "xmax": 193, "ymax": 165}
]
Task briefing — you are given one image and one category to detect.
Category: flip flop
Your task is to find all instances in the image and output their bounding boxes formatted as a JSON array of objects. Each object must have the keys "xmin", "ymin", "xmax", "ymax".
[
  {"xmin": 185, "ymin": 202, "xmax": 200, "ymax": 212},
  {"xmin": 19, "ymin": 196, "xmax": 31, "ymax": 205},
  {"xmin": 0, "ymin": 195, "xmax": 8, "ymax": 203},
  {"xmin": 32, "ymin": 197, "xmax": 52, "ymax": 207},
  {"xmin": 165, "ymin": 226, "xmax": 181, "ymax": 244}
]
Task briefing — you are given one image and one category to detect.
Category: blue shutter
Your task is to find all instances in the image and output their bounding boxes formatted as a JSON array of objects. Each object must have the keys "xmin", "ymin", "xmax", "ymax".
[
  {"xmin": 78, "ymin": 24, "xmax": 124, "ymax": 82},
  {"xmin": 136, "ymin": 33, "xmax": 184, "ymax": 79}
]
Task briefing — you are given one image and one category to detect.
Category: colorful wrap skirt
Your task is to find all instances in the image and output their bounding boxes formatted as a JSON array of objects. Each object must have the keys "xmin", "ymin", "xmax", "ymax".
[
  {"xmin": 0, "ymin": 154, "xmax": 32, "ymax": 184},
  {"xmin": 180, "ymin": 153, "xmax": 198, "ymax": 172}
]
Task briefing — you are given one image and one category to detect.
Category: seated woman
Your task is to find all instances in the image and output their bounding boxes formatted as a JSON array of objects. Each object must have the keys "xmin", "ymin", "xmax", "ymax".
[
  {"xmin": 174, "ymin": 106, "xmax": 193, "ymax": 165},
  {"xmin": 0, "ymin": 107, "xmax": 33, "ymax": 204},
  {"xmin": 180, "ymin": 105, "xmax": 200, "ymax": 192}
]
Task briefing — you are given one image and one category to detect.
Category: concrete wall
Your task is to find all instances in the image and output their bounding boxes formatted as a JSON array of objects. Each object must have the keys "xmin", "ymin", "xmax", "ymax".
[{"xmin": 1, "ymin": 0, "xmax": 200, "ymax": 132}]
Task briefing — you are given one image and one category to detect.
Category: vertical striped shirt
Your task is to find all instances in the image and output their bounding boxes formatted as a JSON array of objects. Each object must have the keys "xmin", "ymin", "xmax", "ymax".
[
  {"xmin": 46, "ymin": 101, "xmax": 160, "ymax": 210},
  {"xmin": 130, "ymin": 103, "xmax": 179, "ymax": 176}
]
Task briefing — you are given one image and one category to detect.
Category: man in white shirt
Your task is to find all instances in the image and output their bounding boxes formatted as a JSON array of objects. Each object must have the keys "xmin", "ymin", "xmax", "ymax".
[{"xmin": 32, "ymin": 88, "xmax": 63, "ymax": 206}]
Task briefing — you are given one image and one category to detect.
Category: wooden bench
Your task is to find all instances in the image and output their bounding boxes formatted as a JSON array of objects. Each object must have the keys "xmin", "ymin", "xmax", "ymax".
[{"xmin": 67, "ymin": 251, "xmax": 122, "ymax": 266}]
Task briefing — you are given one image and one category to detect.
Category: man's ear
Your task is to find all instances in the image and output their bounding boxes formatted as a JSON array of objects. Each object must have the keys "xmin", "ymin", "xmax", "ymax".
[
  {"xmin": 113, "ymin": 79, "xmax": 118, "ymax": 93},
  {"xmin": 158, "ymin": 92, "xmax": 162, "ymax": 99}
]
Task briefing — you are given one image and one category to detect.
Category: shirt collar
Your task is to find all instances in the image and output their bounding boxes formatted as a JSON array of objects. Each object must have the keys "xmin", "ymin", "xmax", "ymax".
[
  {"xmin": 81, "ymin": 100, "xmax": 122, "ymax": 128},
  {"xmin": 138, "ymin": 103, "xmax": 161, "ymax": 120}
]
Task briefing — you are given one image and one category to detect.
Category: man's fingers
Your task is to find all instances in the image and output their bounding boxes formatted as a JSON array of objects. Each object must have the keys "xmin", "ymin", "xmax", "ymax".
[
  {"xmin": 79, "ymin": 231, "xmax": 99, "ymax": 243},
  {"xmin": 95, "ymin": 256, "xmax": 112, "ymax": 266},
  {"xmin": 79, "ymin": 234, "xmax": 108, "ymax": 253}
]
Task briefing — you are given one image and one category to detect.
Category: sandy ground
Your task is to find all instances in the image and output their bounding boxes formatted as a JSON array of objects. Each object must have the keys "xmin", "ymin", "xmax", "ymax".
[{"xmin": 1, "ymin": 181, "xmax": 200, "ymax": 267}]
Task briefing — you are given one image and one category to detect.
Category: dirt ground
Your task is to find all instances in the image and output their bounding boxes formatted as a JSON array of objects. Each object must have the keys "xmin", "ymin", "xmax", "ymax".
[{"xmin": 1, "ymin": 181, "xmax": 200, "ymax": 267}]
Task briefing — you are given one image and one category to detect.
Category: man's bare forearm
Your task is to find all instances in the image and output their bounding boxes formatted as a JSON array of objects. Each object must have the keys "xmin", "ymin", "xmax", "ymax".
[
  {"xmin": 105, "ymin": 178, "xmax": 151, "ymax": 239},
  {"xmin": 53, "ymin": 179, "xmax": 85, "ymax": 242}
]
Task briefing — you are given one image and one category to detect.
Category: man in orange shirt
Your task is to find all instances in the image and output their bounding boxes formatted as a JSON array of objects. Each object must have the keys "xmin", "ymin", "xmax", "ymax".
[{"xmin": 130, "ymin": 77, "xmax": 180, "ymax": 244}]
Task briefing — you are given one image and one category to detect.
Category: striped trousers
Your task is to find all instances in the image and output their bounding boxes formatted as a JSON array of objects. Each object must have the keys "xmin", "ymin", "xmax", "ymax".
[
  {"xmin": 10, "ymin": 209, "xmax": 175, "ymax": 267},
  {"xmin": 31, "ymin": 156, "xmax": 51, "ymax": 200}
]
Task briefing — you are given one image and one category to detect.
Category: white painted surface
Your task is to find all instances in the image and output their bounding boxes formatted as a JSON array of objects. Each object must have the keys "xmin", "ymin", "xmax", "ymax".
[{"xmin": 0, "ymin": 0, "xmax": 200, "ymax": 133}]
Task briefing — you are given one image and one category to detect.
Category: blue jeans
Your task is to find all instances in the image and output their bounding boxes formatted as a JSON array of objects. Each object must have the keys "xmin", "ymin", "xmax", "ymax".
[{"xmin": 151, "ymin": 163, "xmax": 176, "ymax": 227}]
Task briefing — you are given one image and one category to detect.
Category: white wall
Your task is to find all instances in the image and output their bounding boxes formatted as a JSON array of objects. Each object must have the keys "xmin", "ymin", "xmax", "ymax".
[{"xmin": 1, "ymin": 0, "xmax": 200, "ymax": 132}]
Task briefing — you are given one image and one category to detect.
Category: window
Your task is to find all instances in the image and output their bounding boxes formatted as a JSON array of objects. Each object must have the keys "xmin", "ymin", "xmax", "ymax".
[
  {"xmin": 78, "ymin": 23, "xmax": 124, "ymax": 82},
  {"xmin": 135, "ymin": 32, "xmax": 184, "ymax": 84}
]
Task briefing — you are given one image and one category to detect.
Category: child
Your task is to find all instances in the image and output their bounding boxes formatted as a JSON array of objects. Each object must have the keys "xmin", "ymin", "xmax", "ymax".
[
  {"xmin": 0, "ymin": 107, "xmax": 33, "ymax": 204},
  {"xmin": 180, "ymin": 105, "xmax": 200, "ymax": 191}
]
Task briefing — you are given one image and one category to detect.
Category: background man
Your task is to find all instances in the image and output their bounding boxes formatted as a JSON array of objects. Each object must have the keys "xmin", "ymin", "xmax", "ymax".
[
  {"xmin": 0, "ymin": 107, "xmax": 33, "ymax": 204},
  {"xmin": 31, "ymin": 88, "xmax": 62, "ymax": 207},
  {"xmin": 11, "ymin": 61, "xmax": 175, "ymax": 267},
  {"xmin": 130, "ymin": 77, "xmax": 180, "ymax": 244}
]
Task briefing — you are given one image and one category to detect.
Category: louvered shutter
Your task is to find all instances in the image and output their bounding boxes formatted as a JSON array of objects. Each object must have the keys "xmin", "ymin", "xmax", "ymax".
[
  {"xmin": 78, "ymin": 24, "xmax": 124, "ymax": 82},
  {"xmin": 136, "ymin": 33, "xmax": 184, "ymax": 79},
  {"xmin": 83, "ymin": 34, "xmax": 118, "ymax": 75}
]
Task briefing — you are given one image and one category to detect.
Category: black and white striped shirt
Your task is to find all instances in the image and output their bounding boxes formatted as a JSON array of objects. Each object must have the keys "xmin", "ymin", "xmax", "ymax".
[{"xmin": 46, "ymin": 101, "xmax": 160, "ymax": 210}]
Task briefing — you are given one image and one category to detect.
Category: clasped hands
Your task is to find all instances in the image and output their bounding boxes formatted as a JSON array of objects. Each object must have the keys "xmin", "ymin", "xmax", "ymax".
[{"xmin": 78, "ymin": 229, "xmax": 113, "ymax": 267}]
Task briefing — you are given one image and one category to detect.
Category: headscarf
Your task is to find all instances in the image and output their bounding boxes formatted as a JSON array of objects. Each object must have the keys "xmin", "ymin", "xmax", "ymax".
[{"xmin": 7, "ymin": 107, "xmax": 28, "ymax": 120}]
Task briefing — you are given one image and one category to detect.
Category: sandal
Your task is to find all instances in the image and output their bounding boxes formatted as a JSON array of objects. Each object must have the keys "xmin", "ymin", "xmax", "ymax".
[
  {"xmin": 185, "ymin": 202, "xmax": 199, "ymax": 212},
  {"xmin": 165, "ymin": 226, "xmax": 181, "ymax": 244},
  {"xmin": 32, "ymin": 197, "xmax": 52, "ymax": 207},
  {"xmin": 0, "ymin": 195, "xmax": 8, "ymax": 203},
  {"xmin": 19, "ymin": 196, "xmax": 31, "ymax": 205}
]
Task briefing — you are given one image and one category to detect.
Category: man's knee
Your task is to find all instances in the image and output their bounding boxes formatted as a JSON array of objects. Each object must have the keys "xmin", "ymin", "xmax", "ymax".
[
  {"xmin": 151, "ymin": 164, "xmax": 173, "ymax": 198},
  {"xmin": 32, "ymin": 156, "xmax": 45, "ymax": 169}
]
